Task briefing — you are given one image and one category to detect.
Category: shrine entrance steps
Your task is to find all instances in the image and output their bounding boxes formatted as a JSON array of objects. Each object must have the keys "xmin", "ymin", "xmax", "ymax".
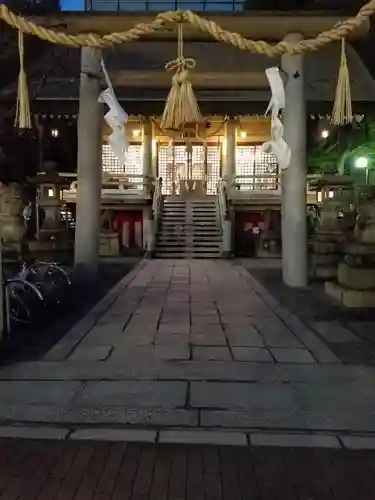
[{"xmin": 154, "ymin": 197, "xmax": 222, "ymax": 258}]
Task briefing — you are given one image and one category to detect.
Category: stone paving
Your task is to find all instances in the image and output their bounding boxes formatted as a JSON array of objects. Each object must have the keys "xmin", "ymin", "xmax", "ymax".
[
  {"xmin": 2, "ymin": 439, "xmax": 375, "ymax": 500},
  {"xmin": 1, "ymin": 259, "xmax": 375, "ymax": 438}
]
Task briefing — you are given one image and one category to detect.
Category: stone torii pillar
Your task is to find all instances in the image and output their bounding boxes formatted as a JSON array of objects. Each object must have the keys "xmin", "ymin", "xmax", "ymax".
[
  {"xmin": 74, "ymin": 47, "xmax": 103, "ymax": 282},
  {"xmin": 281, "ymin": 33, "xmax": 308, "ymax": 288}
]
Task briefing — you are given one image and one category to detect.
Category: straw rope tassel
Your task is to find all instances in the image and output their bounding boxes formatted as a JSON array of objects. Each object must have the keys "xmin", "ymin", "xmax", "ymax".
[
  {"xmin": 14, "ymin": 30, "xmax": 31, "ymax": 129},
  {"xmin": 161, "ymin": 23, "xmax": 202, "ymax": 130},
  {"xmin": 331, "ymin": 38, "xmax": 353, "ymax": 126}
]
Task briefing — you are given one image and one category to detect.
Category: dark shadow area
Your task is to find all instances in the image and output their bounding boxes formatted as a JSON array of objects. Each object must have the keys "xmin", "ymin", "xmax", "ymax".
[
  {"xmin": 0, "ymin": 258, "xmax": 139, "ymax": 366},
  {"xmin": 250, "ymin": 267, "xmax": 375, "ymax": 323}
]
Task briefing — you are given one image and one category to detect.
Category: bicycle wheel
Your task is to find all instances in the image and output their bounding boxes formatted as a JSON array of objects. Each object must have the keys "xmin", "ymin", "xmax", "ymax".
[{"xmin": 5, "ymin": 279, "xmax": 44, "ymax": 325}]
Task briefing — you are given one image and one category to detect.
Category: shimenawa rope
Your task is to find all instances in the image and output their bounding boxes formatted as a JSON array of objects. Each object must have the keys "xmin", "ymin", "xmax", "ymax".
[
  {"xmin": 161, "ymin": 23, "xmax": 202, "ymax": 130},
  {"xmin": 0, "ymin": 0, "xmax": 375, "ymax": 55}
]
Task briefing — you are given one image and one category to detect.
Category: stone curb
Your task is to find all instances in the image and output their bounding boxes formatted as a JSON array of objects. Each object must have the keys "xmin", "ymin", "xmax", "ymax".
[
  {"xmin": 44, "ymin": 259, "xmax": 147, "ymax": 361},
  {"xmin": 0, "ymin": 425, "xmax": 374, "ymax": 449},
  {"xmin": 237, "ymin": 266, "xmax": 341, "ymax": 364}
]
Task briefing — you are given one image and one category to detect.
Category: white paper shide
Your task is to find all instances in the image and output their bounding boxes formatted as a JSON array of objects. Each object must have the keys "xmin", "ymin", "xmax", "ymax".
[
  {"xmin": 98, "ymin": 59, "xmax": 129, "ymax": 166},
  {"xmin": 262, "ymin": 67, "xmax": 291, "ymax": 170}
]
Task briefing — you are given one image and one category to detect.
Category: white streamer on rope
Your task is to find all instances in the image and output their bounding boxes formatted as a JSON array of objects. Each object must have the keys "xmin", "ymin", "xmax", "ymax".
[
  {"xmin": 261, "ymin": 67, "xmax": 291, "ymax": 171},
  {"xmin": 98, "ymin": 58, "xmax": 129, "ymax": 166}
]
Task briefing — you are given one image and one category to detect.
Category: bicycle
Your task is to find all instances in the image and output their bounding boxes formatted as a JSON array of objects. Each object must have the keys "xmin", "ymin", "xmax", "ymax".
[{"xmin": 5, "ymin": 260, "xmax": 71, "ymax": 327}]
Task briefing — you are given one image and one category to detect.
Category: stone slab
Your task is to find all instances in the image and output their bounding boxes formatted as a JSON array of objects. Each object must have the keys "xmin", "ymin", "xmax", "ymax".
[
  {"xmin": 311, "ymin": 321, "xmax": 360, "ymax": 343},
  {"xmin": 69, "ymin": 346, "xmax": 113, "ymax": 361},
  {"xmin": 0, "ymin": 426, "xmax": 69, "ymax": 440},
  {"xmin": 341, "ymin": 436, "xmax": 375, "ymax": 449},
  {"xmin": 0, "ymin": 405, "xmax": 198, "ymax": 427},
  {"xmin": 249, "ymin": 432, "xmax": 340, "ymax": 448},
  {"xmin": 2, "ymin": 360, "xmax": 370, "ymax": 384},
  {"xmin": 225, "ymin": 331, "xmax": 264, "ymax": 347},
  {"xmin": 270, "ymin": 348, "xmax": 316, "ymax": 364},
  {"xmin": 190, "ymin": 382, "xmax": 293, "ymax": 410},
  {"xmin": 159, "ymin": 430, "xmax": 247, "ymax": 446},
  {"xmin": 75, "ymin": 381, "xmax": 187, "ymax": 408},
  {"xmin": 192, "ymin": 346, "xmax": 232, "ymax": 361},
  {"xmin": 201, "ymin": 406, "xmax": 375, "ymax": 432},
  {"xmin": 70, "ymin": 428, "xmax": 157, "ymax": 443},
  {"xmin": 0, "ymin": 381, "xmax": 82, "ymax": 405},
  {"xmin": 158, "ymin": 324, "xmax": 191, "ymax": 335},
  {"xmin": 231, "ymin": 347, "xmax": 274, "ymax": 362},
  {"xmin": 154, "ymin": 345, "xmax": 191, "ymax": 360},
  {"xmin": 190, "ymin": 333, "xmax": 226, "ymax": 346}
]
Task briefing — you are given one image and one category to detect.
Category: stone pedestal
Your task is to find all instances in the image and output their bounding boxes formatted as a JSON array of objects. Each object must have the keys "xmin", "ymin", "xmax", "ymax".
[
  {"xmin": 0, "ymin": 183, "xmax": 25, "ymax": 253},
  {"xmin": 99, "ymin": 232, "xmax": 120, "ymax": 257},
  {"xmin": 309, "ymin": 176, "xmax": 354, "ymax": 280},
  {"xmin": 325, "ymin": 190, "xmax": 375, "ymax": 307},
  {"xmin": 257, "ymin": 231, "xmax": 281, "ymax": 258}
]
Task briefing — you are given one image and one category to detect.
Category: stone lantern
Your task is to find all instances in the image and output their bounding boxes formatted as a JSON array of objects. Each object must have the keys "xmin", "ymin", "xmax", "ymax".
[
  {"xmin": 308, "ymin": 175, "xmax": 355, "ymax": 279},
  {"xmin": 29, "ymin": 161, "xmax": 70, "ymax": 243}
]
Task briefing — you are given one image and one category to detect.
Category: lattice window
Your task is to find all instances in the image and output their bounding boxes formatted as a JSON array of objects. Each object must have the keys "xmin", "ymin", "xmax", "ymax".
[
  {"xmin": 191, "ymin": 145, "xmax": 205, "ymax": 181},
  {"xmin": 206, "ymin": 144, "xmax": 221, "ymax": 195},
  {"xmin": 235, "ymin": 145, "xmax": 278, "ymax": 190},
  {"xmin": 102, "ymin": 143, "xmax": 143, "ymax": 188},
  {"xmin": 158, "ymin": 144, "xmax": 173, "ymax": 195},
  {"xmin": 174, "ymin": 145, "xmax": 188, "ymax": 188}
]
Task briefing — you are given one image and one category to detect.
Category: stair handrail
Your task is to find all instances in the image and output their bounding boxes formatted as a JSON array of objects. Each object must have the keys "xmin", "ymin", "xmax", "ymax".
[
  {"xmin": 152, "ymin": 177, "xmax": 163, "ymax": 220},
  {"xmin": 217, "ymin": 178, "xmax": 228, "ymax": 227},
  {"xmin": 217, "ymin": 178, "xmax": 232, "ymax": 257}
]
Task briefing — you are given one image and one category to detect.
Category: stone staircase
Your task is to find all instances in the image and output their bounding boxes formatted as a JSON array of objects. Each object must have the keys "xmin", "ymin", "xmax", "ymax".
[{"xmin": 154, "ymin": 197, "xmax": 222, "ymax": 258}]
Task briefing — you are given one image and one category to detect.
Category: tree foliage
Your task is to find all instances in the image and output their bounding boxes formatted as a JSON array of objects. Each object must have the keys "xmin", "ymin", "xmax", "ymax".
[{"xmin": 308, "ymin": 120, "xmax": 375, "ymax": 178}]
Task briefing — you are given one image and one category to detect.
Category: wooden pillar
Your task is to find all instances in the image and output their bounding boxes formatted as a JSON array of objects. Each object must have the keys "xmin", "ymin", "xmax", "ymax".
[{"xmin": 222, "ymin": 120, "xmax": 236, "ymax": 185}]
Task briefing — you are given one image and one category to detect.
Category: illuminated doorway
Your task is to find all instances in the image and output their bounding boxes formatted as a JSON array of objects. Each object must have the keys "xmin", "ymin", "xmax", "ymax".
[{"xmin": 157, "ymin": 141, "xmax": 221, "ymax": 196}]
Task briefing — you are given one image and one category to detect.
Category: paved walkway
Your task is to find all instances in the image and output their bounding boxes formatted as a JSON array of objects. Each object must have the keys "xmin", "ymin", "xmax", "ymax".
[
  {"xmin": 1, "ymin": 439, "xmax": 375, "ymax": 500},
  {"xmin": 1, "ymin": 260, "xmax": 375, "ymax": 443}
]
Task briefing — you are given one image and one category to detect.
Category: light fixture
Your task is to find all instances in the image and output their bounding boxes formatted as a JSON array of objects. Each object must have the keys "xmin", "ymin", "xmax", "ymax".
[
  {"xmin": 321, "ymin": 129, "xmax": 329, "ymax": 139},
  {"xmin": 240, "ymin": 131, "xmax": 247, "ymax": 139},
  {"xmin": 51, "ymin": 128, "xmax": 59, "ymax": 138},
  {"xmin": 354, "ymin": 156, "xmax": 369, "ymax": 169},
  {"xmin": 47, "ymin": 188, "xmax": 55, "ymax": 197},
  {"xmin": 132, "ymin": 129, "xmax": 141, "ymax": 138}
]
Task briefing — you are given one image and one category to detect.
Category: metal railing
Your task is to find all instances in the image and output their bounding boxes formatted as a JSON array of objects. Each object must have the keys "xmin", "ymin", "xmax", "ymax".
[
  {"xmin": 152, "ymin": 177, "xmax": 163, "ymax": 221},
  {"xmin": 216, "ymin": 178, "xmax": 232, "ymax": 255},
  {"xmin": 61, "ymin": 173, "xmax": 152, "ymax": 202},
  {"xmin": 230, "ymin": 174, "xmax": 280, "ymax": 195},
  {"xmin": 85, "ymin": 0, "xmax": 245, "ymax": 11},
  {"xmin": 216, "ymin": 178, "xmax": 228, "ymax": 226}
]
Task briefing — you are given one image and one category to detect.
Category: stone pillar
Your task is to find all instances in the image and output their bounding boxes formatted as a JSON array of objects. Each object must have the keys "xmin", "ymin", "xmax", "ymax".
[
  {"xmin": 142, "ymin": 119, "xmax": 153, "ymax": 197},
  {"xmin": 222, "ymin": 120, "xmax": 236, "ymax": 185},
  {"xmin": 74, "ymin": 47, "xmax": 103, "ymax": 282},
  {"xmin": 281, "ymin": 33, "xmax": 308, "ymax": 288},
  {"xmin": 142, "ymin": 119, "xmax": 153, "ymax": 179}
]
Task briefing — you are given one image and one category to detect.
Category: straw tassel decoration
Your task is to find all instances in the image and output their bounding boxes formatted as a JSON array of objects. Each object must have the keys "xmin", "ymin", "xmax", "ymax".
[
  {"xmin": 161, "ymin": 23, "xmax": 202, "ymax": 130},
  {"xmin": 14, "ymin": 30, "xmax": 31, "ymax": 129},
  {"xmin": 331, "ymin": 38, "xmax": 353, "ymax": 126}
]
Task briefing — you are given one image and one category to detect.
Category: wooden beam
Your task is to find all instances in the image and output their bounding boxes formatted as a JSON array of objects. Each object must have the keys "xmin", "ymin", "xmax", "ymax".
[
  {"xmin": 31, "ymin": 12, "xmax": 369, "ymax": 41},
  {"xmin": 110, "ymin": 71, "xmax": 268, "ymax": 89}
]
